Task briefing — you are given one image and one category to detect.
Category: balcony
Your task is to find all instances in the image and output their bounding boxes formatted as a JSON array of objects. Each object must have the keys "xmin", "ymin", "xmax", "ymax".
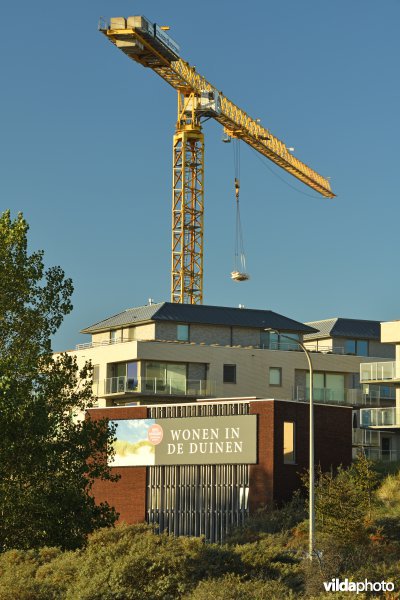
[
  {"xmin": 293, "ymin": 386, "xmax": 385, "ymax": 406},
  {"xmin": 352, "ymin": 428, "xmax": 380, "ymax": 446},
  {"xmin": 360, "ymin": 361, "xmax": 400, "ymax": 383},
  {"xmin": 360, "ymin": 407, "xmax": 400, "ymax": 428},
  {"xmin": 76, "ymin": 337, "xmax": 133, "ymax": 350},
  {"xmin": 363, "ymin": 384, "xmax": 396, "ymax": 403},
  {"xmin": 263, "ymin": 341, "xmax": 343, "ymax": 353},
  {"xmin": 103, "ymin": 376, "xmax": 215, "ymax": 398},
  {"xmin": 355, "ymin": 447, "xmax": 400, "ymax": 462}
]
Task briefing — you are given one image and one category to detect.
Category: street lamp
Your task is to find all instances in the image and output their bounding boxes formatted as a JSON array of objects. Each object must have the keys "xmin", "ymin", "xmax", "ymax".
[{"xmin": 265, "ymin": 328, "xmax": 315, "ymax": 561}]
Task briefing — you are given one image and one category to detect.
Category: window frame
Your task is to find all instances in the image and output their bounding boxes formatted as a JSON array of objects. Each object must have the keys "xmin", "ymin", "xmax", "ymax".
[
  {"xmin": 93, "ymin": 364, "xmax": 100, "ymax": 383},
  {"xmin": 223, "ymin": 364, "xmax": 237, "ymax": 384},
  {"xmin": 110, "ymin": 329, "xmax": 118, "ymax": 343},
  {"xmin": 344, "ymin": 339, "xmax": 369, "ymax": 356},
  {"xmin": 283, "ymin": 421, "xmax": 296, "ymax": 464},
  {"xmin": 177, "ymin": 323, "xmax": 190, "ymax": 342},
  {"xmin": 269, "ymin": 366, "xmax": 282, "ymax": 387}
]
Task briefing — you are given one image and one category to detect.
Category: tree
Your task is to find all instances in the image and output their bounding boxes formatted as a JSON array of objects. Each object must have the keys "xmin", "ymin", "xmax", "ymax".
[
  {"xmin": 0, "ymin": 210, "xmax": 118, "ymax": 551},
  {"xmin": 313, "ymin": 455, "xmax": 379, "ymax": 540}
]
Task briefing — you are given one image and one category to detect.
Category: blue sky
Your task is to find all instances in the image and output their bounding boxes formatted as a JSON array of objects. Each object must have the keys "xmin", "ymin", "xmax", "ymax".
[{"xmin": 2, "ymin": 1, "xmax": 399, "ymax": 351}]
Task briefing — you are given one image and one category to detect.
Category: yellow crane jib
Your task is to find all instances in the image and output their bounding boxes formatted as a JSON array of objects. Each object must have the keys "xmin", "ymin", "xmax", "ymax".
[{"xmin": 99, "ymin": 16, "xmax": 335, "ymax": 304}]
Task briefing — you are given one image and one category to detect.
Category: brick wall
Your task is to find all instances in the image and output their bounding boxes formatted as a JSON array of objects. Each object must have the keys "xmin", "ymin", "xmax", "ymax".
[
  {"xmin": 88, "ymin": 400, "xmax": 352, "ymax": 525},
  {"xmin": 249, "ymin": 400, "xmax": 352, "ymax": 508},
  {"xmin": 89, "ymin": 406, "xmax": 148, "ymax": 524},
  {"xmin": 248, "ymin": 401, "xmax": 274, "ymax": 510}
]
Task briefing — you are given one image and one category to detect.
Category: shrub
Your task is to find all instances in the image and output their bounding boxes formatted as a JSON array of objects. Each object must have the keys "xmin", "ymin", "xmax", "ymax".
[
  {"xmin": 0, "ymin": 547, "xmax": 70, "ymax": 600},
  {"xmin": 226, "ymin": 491, "xmax": 305, "ymax": 544},
  {"xmin": 64, "ymin": 524, "xmax": 243, "ymax": 600},
  {"xmin": 187, "ymin": 573, "xmax": 297, "ymax": 600}
]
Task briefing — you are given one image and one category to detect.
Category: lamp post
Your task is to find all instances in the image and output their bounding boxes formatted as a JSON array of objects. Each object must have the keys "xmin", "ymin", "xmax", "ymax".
[{"xmin": 265, "ymin": 328, "xmax": 315, "ymax": 561}]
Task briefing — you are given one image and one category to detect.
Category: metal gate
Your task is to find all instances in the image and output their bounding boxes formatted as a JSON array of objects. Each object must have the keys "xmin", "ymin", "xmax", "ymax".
[{"xmin": 146, "ymin": 402, "xmax": 250, "ymax": 542}]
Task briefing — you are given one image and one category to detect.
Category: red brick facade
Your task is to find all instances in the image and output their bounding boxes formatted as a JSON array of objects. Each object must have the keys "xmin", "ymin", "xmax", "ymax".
[
  {"xmin": 90, "ymin": 406, "xmax": 148, "ymax": 524},
  {"xmin": 249, "ymin": 400, "xmax": 352, "ymax": 509},
  {"xmin": 89, "ymin": 400, "xmax": 352, "ymax": 524}
]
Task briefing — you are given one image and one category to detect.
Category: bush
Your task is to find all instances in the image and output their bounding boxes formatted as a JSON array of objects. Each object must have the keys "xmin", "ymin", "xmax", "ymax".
[
  {"xmin": 64, "ymin": 524, "xmax": 243, "ymax": 600},
  {"xmin": 187, "ymin": 573, "xmax": 297, "ymax": 600},
  {"xmin": 0, "ymin": 547, "xmax": 69, "ymax": 600},
  {"xmin": 375, "ymin": 471, "xmax": 400, "ymax": 515},
  {"xmin": 226, "ymin": 492, "xmax": 305, "ymax": 544},
  {"xmin": 1, "ymin": 461, "xmax": 400, "ymax": 599}
]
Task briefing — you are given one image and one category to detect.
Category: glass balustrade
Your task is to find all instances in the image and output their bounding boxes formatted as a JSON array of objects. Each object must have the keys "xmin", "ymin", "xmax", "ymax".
[
  {"xmin": 360, "ymin": 361, "xmax": 400, "ymax": 382},
  {"xmin": 360, "ymin": 407, "xmax": 400, "ymax": 427},
  {"xmin": 103, "ymin": 376, "xmax": 214, "ymax": 397}
]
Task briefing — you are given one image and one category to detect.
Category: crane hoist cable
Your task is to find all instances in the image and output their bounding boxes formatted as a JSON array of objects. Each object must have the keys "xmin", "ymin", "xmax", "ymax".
[{"xmin": 231, "ymin": 140, "xmax": 250, "ymax": 282}]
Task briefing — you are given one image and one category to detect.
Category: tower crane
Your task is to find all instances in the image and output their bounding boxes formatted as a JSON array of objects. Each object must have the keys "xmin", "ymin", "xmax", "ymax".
[{"xmin": 99, "ymin": 16, "xmax": 335, "ymax": 305}]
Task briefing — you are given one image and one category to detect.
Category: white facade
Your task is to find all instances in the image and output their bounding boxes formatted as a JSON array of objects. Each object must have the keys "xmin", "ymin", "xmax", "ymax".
[{"xmin": 359, "ymin": 320, "xmax": 400, "ymax": 461}]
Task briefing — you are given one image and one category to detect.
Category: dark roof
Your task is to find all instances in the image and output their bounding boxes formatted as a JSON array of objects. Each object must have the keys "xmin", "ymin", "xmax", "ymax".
[
  {"xmin": 81, "ymin": 302, "xmax": 317, "ymax": 335},
  {"xmin": 304, "ymin": 318, "xmax": 382, "ymax": 341}
]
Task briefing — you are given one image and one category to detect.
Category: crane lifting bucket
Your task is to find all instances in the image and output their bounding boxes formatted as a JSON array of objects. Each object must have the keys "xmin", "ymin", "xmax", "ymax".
[{"xmin": 231, "ymin": 271, "xmax": 250, "ymax": 282}]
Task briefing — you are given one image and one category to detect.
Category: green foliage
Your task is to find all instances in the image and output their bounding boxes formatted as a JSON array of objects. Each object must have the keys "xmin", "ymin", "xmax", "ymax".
[
  {"xmin": 187, "ymin": 573, "xmax": 297, "ymax": 600},
  {"xmin": 0, "ymin": 467, "xmax": 399, "ymax": 600},
  {"xmin": 375, "ymin": 470, "xmax": 400, "ymax": 513},
  {"xmin": 0, "ymin": 525, "xmax": 303, "ymax": 599},
  {"xmin": 306, "ymin": 455, "xmax": 379, "ymax": 543},
  {"xmin": 64, "ymin": 524, "xmax": 244, "ymax": 600},
  {"xmin": 0, "ymin": 547, "xmax": 69, "ymax": 600},
  {"xmin": 226, "ymin": 491, "xmax": 306, "ymax": 544},
  {"xmin": 0, "ymin": 211, "xmax": 118, "ymax": 551},
  {"xmin": 298, "ymin": 457, "xmax": 400, "ymax": 597}
]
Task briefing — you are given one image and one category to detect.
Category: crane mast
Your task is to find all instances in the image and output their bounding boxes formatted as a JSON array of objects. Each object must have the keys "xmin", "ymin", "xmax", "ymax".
[
  {"xmin": 99, "ymin": 16, "xmax": 335, "ymax": 305},
  {"xmin": 172, "ymin": 94, "xmax": 204, "ymax": 304}
]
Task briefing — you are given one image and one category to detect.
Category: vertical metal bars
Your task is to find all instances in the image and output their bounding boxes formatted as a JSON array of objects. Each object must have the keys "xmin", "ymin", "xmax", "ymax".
[{"xmin": 146, "ymin": 402, "xmax": 250, "ymax": 542}]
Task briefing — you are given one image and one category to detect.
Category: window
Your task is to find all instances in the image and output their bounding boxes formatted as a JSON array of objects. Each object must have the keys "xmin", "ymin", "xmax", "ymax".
[
  {"xmin": 306, "ymin": 372, "xmax": 345, "ymax": 402},
  {"xmin": 283, "ymin": 421, "xmax": 296, "ymax": 464},
  {"xmin": 260, "ymin": 331, "xmax": 300, "ymax": 351},
  {"xmin": 93, "ymin": 365, "xmax": 100, "ymax": 383},
  {"xmin": 177, "ymin": 324, "xmax": 189, "ymax": 341},
  {"xmin": 223, "ymin": 364, "xmax": 236, "ymax": 383},
  {"xmin": 349, "ymin": 372, "xmax": 360, "ymax": 389},
  {"xmin": 107, "ymin": 362, "xmax": 138, "ymax": 393},
  {"xmin": 269, "ymin": 367, "xmax": 282, "ymax": 386},
  {"xmin": 344, "ymin": 339, "xmax": 368, "ymax": 356},
  {"xmin": 110, "ymin": 329, "xmax": 119, "ymax": 343},
  {"xmin": 145, "ymin": 362, "xmax": 187, "ymax": 394},
  {"xmin": 260, "ymin": 330, "xmax": 270, "ymax": 349}
]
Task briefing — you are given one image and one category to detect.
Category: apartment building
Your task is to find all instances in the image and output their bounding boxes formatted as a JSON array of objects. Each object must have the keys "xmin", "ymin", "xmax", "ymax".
[
  {"xmin": 72, "ymin": 304, "xmax": 396, "ymax": 539},
  {"xmin": 69, "ymin": 303, "xmax": 394, "ymax": 411},
  {"xmin": 359, "ymin": 320, "xmax": 400, "ymax": 462},
  {"xmin": 303, "ymin": 317, "xmax": 397, "ymax": 461}
]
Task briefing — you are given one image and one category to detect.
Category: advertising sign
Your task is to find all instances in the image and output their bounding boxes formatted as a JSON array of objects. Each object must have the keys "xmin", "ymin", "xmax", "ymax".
[{"xmin": 109, "ymin": 415, "xmax": 257, "ymax": 467}]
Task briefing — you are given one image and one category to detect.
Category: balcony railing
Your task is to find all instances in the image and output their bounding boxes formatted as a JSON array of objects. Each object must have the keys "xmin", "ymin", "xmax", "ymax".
[
  {"xmin": 76, "ymin": 337, "xmax": 133, "ymax": 350},
  {"xmin": 352, "ymin": 428, "xmax": 380, "ymax": 446},
  {"xmin": 363, "ymin": 384, "xmax": 396, "ymax": 402},
  {"xmin": 103, "ymin": 376, "xmax": 215, "ymax": 397},
  {"xmin": 360, "ymin": 361, "xmax": 400, "ymax": 383},
  {"xmin": 360, "ymin": 407, "xmax": 400, "ymax": 428},
  {"xmin": 355, "ymin": 447, "xmax": 400, "ymax": 462},
  {"xmin": 293, "ymin": 386, "xmax": 386, "ymax": 406},
  {"xmin": 303, "ymin": 344, "xmax": 345, "ymax": 355},
  {"xmin": 261, "ymin": 340, "xmax": 301, "ymax": 352}
]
